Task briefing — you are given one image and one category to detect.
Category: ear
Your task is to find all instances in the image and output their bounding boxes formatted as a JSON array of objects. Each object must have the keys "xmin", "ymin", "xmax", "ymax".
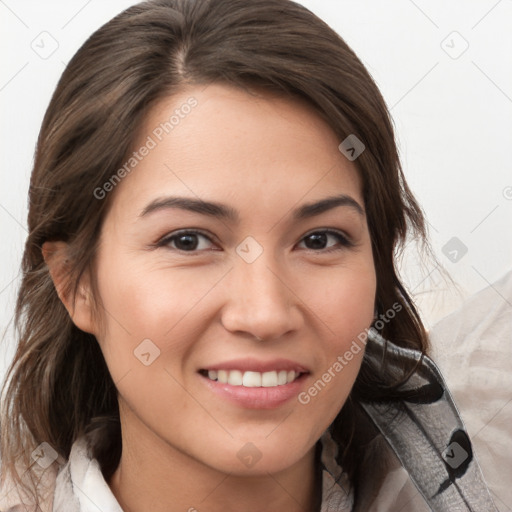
[{"xmin": 42, "ymin": 241, "xmax": 97, "ymax": 336}]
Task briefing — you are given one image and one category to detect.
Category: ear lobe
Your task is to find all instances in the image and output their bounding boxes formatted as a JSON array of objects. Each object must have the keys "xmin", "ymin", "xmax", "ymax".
[{"xmin": 42, "ymin": 241, "xmax": 97, "ymax": 335}]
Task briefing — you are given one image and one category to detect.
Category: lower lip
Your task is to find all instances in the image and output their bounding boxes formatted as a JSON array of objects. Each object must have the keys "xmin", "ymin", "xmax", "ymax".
[{"xmin": 199, "ymin": 373, "xmax": 309, "ymax": 409}]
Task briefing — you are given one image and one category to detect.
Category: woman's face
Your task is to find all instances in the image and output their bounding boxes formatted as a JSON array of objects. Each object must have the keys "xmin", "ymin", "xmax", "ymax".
[{"xmin": 89, "ymin": 83, "xmax": 376, "ymax": 476}]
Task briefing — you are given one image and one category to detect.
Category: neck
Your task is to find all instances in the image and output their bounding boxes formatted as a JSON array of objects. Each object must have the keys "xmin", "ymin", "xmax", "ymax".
[{"xmin": 107, "ymin": 415, "xmax": 322, "ymax": 512}]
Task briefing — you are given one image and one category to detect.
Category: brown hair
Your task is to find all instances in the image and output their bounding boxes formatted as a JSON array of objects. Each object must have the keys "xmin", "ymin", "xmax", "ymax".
[{"xmin": 0, "ymin": 0, "xmax": 431, "ymax": 508}]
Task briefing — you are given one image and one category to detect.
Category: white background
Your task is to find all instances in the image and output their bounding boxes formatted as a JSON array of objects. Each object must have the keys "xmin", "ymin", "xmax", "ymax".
[{"xmin": 1, "ymin": 1, "xmax": 511, "ymax": 382}]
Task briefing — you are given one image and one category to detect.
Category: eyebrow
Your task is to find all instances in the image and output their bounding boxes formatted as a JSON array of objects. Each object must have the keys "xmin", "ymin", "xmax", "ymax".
[{"xmin": 138, "ymin": 194, "xmax": 364, "ymax": 222}]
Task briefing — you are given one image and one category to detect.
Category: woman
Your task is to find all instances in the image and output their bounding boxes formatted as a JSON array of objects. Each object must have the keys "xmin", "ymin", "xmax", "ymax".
[{"xmin": 0, "ymin": 0, "xmax": 497, "ymax": 510}]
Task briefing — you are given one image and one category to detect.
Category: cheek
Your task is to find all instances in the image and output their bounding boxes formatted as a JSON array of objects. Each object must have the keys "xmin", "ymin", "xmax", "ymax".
[
  {"xmin": 295, "ymin": 259, "xmax": 375, "ymax": 414},
  {"xmin": 298, "ymin": 257, "xmax": 376, "ymax": 346},
  {"xmin": 96, "ymin": 251, "xmax": 217, "ymax": 334},
  {"xmin": 93, "ymin": 252, "xmax": 228, "ymax": 375},
  {"xmin": 91, "ymin": 258, "xmax": 210, "ymax": 421},
  {"xmin": 298, "ymin": 285, "xmax": 371, "ymax": 434}
]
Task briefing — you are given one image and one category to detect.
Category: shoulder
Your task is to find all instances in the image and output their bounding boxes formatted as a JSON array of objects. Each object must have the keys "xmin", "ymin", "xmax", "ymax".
[
  {"xmin": 319, "ymin": 428, "xmax": 431, "ymax": 511},
  {"xmin": 52, "ymin": 435, "xmax": 123, "ymax": 512},
  {"xmin": 51, "ymin": 436, "xmax": 92, "ymax": 512},
  {"xmin": 0, "ymin": 458, "xmax": 60, "ymax": 512},
  {"xmin": 0, "ymin": 436, "xmax": 93, "ymax": 512},
  {"xmin": 429, "ymin": 269, "xmax": 512, "ymax": 432},
  {"xmin": 429, "ymin": 269, "xmax": 512, "ymax": 510}
]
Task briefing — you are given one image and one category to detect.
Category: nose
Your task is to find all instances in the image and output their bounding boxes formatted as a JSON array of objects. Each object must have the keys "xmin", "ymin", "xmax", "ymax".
[{"xmin": 220, "ymin": 254, "xmax": 303, "ymax": 342}]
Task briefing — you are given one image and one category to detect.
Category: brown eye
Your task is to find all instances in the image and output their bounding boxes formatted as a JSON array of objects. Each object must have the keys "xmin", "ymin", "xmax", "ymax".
[
  {"xmin": 298, "ymin": 230, "xmax": 352, "ymax": 252},
  {"xmin": 159, "ymin": 230, "xmax": 215, "ymax": 252}
]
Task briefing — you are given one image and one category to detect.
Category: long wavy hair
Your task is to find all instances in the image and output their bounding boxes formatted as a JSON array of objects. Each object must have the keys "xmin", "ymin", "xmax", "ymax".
[{"xmin": 0, "ymin": 0, "xmax": 431, "ymax": 509}]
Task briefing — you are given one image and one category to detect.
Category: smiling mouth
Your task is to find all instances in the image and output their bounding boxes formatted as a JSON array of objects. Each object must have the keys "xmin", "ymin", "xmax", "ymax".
[{"xmin": 199, "ymin": 369, "xmax": 306, "ymax": 387}]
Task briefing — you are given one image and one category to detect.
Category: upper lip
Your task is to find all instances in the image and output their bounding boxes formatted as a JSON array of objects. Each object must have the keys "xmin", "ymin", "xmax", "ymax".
[{"xmin": 200, "ymin": 358, "xmax": 310, "ymax": 373}]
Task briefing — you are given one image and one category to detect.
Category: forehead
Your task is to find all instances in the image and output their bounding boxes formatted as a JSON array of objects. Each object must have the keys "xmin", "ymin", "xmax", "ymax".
[{"xmin": 107, "ymin": 83, "xmax": 363, "ymax": 222}]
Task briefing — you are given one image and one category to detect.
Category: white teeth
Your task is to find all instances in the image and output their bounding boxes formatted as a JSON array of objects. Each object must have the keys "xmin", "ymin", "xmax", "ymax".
[
  {"xmin": 242, "ymin": 371, "xmax": 261, "ymax": 387},
  {"xmin": 228, "ymin": 370, "xmax": 243, "ymax": 386},
  {"xmin": 261, "ymin": 371, "xmax": 277, "ymax": 387},
  {"xmin": 206, "ymin": 369, "xmax": 299, "ymax": 387}
]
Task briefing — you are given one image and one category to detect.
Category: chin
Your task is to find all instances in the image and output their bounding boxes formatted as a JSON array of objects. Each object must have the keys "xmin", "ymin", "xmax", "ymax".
[{"xmin": 197, "ymin": 435, "xmax": 313, "ymax": 476}]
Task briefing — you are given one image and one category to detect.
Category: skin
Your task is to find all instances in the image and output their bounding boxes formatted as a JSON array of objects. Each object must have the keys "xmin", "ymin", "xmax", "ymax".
[{"xmin": 44, "ymin": 83, "xmax": 376, "ymax": 512}]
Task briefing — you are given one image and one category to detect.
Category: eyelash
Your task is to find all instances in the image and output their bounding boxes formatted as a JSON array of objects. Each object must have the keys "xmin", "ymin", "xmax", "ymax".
[{"xmin": 156, "ymin": 228, "xmax": 354, "ymax": 254}]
